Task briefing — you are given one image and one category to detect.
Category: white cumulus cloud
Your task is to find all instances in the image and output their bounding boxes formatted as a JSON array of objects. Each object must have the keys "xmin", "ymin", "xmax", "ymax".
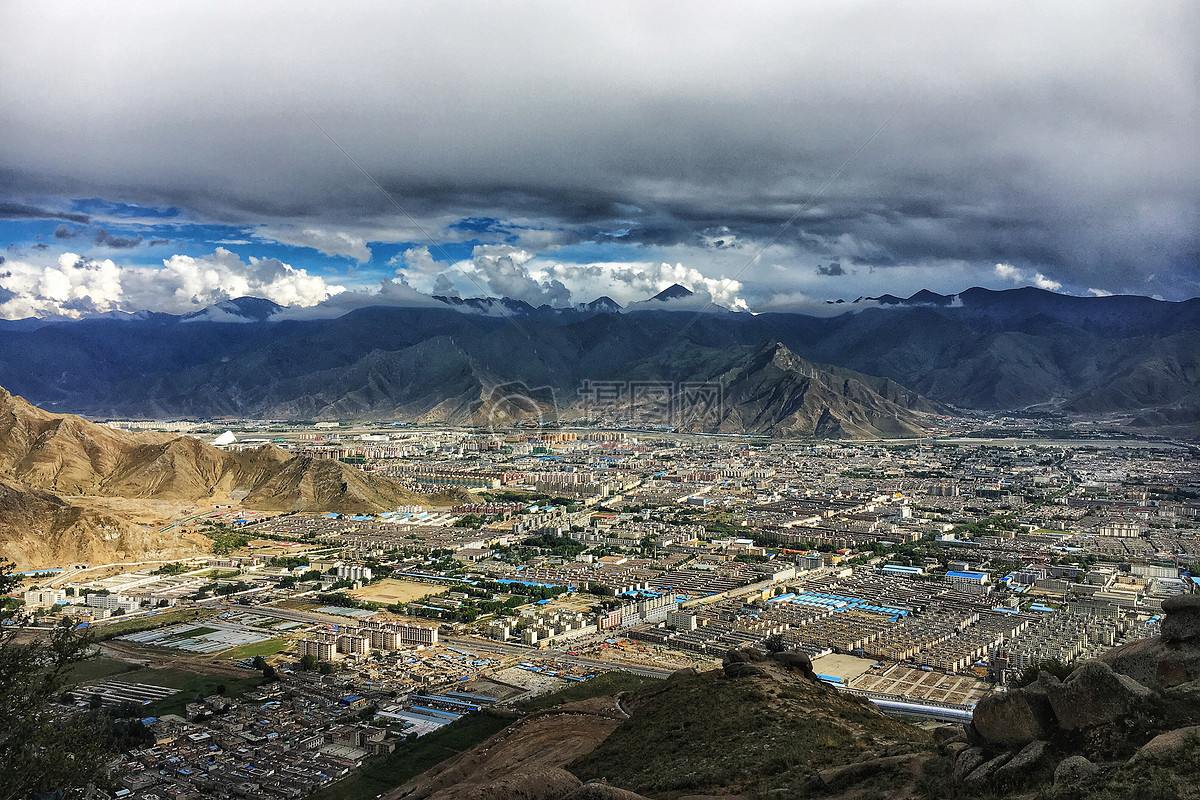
[
  {"xmin": 994, "ymin": 262, "xmax": 1061, "ymax": 292},
  {"xmin": 1031, "ymin": 272, "xmax": 1062, "ymax": 291},
  {"xmin": 0, "ymin": 253, "xmax": 124, "ymax": 318},
  {"xmin": 994, "ymin": 263, "xmax": 1024, "ymax": 282},
  {"xmin": 0, "ymin": 248, "xmax": 344, "ymax": 319}
]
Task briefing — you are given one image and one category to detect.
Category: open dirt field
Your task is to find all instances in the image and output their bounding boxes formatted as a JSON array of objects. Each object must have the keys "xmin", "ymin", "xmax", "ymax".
[{"xmin": 352, "ymin": 578, "xmax": 448, "ymax": 605}]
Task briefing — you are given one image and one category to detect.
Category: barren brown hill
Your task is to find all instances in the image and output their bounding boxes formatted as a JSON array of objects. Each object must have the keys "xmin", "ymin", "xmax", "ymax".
[
  {"xmin": 241, "ymin": 451, "xmax": 422, "ymax": 513},
  {"xmin": 0, "ymin": 386, "xmax": 424, "ymax": 567},
  {"xmin": 0, "ymin": 478, "xmax": 199, "ymax": 569}
]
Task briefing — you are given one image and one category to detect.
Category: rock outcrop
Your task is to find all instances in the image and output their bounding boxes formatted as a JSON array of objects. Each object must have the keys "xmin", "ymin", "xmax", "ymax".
[
  {"xmin": 1131, "ymin": 725, "xmax": 1200, "ymax": 762},
  {"xmin": 1053, "ymin": 754, "xmax": 1099, "ymax": 784},
  {"xmin": 1162, "ymin": 595, "xmax": 1200, "ymax": 642},
  {"xmin": 1100, "ymin": 596, "xmax": 1200, "ymax": 689},
  {"xmin": 1043, "ymin": 661, "xmax": 1152, "ymax": 731},
  {"xmin": 971, "ymin": 679, "xmax": 1056, "ymax": 747},
  {"xmin": 959, "ymin": 592, "xmax": 1200, "ymax": 796},
  {"xmin": 721, "ymin": 647, "xmax": 819, "ymax": 681}
]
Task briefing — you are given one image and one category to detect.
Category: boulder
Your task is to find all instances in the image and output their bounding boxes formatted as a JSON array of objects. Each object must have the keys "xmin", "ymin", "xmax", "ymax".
[
  {"xmin": 772, "ymin": 650, "xmax": 816, "ymax": 678},
  {"xmin": 944, "ymin": 742, "xmax": 971, "ymax": 756},
  {"xmin": 668, "ymin": 667, "xmax": 698, "ymax": 682},
  {"xmin": 963, "ymin": 752, "xmax": 1011, "ymax": 788},
  {"xmin": 1164, "ymin": 678, "xmax": 1200, "ymax": 706},
  {"xmin": 723, "ymin": 648, "xmax": 770, "ymax": 672},
  {"xmin": 723, "ymin": 661, "xmax": 767, "ymax": 678},
  {"xmin": 953, "ymin": 747, "xmax": 986, "ymax": 781},
  {"xmin": 932, "ymin": 724, "xmax": 965, "ymax": 744},
  {"xmin": 1131, "ymin": 725, "xmax": 1200, "ymax": 762},
  {"xmin": 723, "ymin": 649, "xmax": 751, "ymax": 665},
  {"xmin": 972, "ymin": 686, "xmax": 1056, "ymax": 747},
  {"xmin": 994, "ymin": 740, "xmax": 1049, "ymax": 784},
  {"xmin": 1162, "ymin": 594, "xmax": 1200, "ymax": 642},
  {"xmin": 1102, "ymin": 635, "xmax": 1200, "ymax": 689},
  {"xmin": 1053, "ymin": 755, "xmax": 1099, "ymax": 785},
  {"xmin": 742, "ymin": 647, "xmax": 768, "ymax": 662},
  {"xmin": 1045, "ymin": 660, "xmax": 1152, "ymax": 731}
]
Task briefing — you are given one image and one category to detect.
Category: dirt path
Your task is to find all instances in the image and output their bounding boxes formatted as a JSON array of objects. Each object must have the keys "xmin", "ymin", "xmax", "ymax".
[{"xmin": 386, "ymin": 696, "xmax": 628, "ymax": 800}]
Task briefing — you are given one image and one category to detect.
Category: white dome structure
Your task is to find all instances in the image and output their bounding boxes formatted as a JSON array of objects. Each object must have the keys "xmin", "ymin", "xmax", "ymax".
[{"xmin": 212, "ymin": 430, "xmax": 237, "ymax": 447}]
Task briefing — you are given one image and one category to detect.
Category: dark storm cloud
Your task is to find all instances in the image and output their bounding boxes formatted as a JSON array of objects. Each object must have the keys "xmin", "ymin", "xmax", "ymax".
[
  {"xmin": 0, "ymin": 1, "xmax": 1197, "ymax": 298},
  {"xmin": 0, "ymin": 202, "xmax": 90, "ymax": 224},
  {"xmin": 817, "ymin": 262, "xmax": 845, "ymax": 277},
  {"xmin": 54, "ymin": 224, "xmax": 78, "ymax": 239},
  {"xmin": 93, "ymin": 228, "xmax": 143, "ymax": 248}
]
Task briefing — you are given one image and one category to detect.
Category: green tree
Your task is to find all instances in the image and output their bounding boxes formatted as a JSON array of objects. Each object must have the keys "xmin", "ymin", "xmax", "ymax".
[
  {"xmin": 252, "ymin": 656, "xmax": 277, "ymax": 681},
  {"xmin": 0, "ymin": 560, "xmax": 112, "ymax": 799},
  {"xmin": 299, "ymin": 653, "xmax": 318, "ymax": 671}
]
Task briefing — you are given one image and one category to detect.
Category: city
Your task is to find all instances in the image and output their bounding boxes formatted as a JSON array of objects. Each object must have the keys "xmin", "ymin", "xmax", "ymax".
[
  {"xmin": 12, "ymin": 421, "xmax": 1198, "ymax": 798},
  {"xmin": 2, "ymin": 2, "xmax": 1197, "ymax": 797}
]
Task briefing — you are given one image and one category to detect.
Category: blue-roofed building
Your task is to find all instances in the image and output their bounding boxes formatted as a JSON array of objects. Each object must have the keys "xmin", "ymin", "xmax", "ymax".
[{"xmin": 945, "ymin": 570, "xmax": 990, "ymax": 585}]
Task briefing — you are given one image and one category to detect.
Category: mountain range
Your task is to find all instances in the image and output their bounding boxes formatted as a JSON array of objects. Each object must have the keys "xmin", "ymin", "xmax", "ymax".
[{"xmin": 0, "ymin": 285, "xmax": 1196, "ymax": 435}]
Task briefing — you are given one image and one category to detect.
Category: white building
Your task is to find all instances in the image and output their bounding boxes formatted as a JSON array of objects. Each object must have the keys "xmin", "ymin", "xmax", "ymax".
[
  {"xmin": 23, "ymin": 588, "xmax": 66, "ymax": 610},
  {"xmin": 85, "ymin": 593, "xmax": 141, "ymax": 613}
]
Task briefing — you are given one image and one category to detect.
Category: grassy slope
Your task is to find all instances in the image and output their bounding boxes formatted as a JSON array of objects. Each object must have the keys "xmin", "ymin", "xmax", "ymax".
[
  {"xmin": 60, "ymin": 656, "xmax": 141, "ymax": 687},
  {"xmin": 570, "ymin": 668, "xmax": 933, "ymax": 798}
]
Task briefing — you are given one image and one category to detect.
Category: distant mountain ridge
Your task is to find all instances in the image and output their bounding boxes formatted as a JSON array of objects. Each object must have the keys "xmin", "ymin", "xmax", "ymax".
[
  {"xmin": 649, "ymin": 283, "xmax": 694, "ymax": 301},
  {"xmin": 0, "ymin": 286, "xmax": 1196, "ymax": 434}
]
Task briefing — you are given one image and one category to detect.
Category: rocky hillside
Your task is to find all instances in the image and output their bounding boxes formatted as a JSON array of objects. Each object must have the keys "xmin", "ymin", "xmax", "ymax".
[
  {"xmin": 629, "ymin": 341, "xmax": 939, "ymax": 438},
  {"xmin": 0, "ymin": 386, "xmax": 423, "ymax": 568},
  {"xmin": 954, "ymin": 593, "xmax": 1200, "ymax": 800},
  {"xmin": 0, "ymin": 479, "xmax": 198, "ymax": 571},
  {"xmin": 383, "ymin": 597, "xmax": 1200, "ymax": 800}
]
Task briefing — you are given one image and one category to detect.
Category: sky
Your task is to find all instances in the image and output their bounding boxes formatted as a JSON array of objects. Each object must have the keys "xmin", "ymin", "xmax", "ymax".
[{"xmin": 1, "ymin": 1, "xmax": 1197, "ymax": 319}]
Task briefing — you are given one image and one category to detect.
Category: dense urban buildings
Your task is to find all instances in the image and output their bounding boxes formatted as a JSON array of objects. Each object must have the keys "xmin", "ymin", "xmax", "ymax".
[{"xmin": 12, "ymin": 419, "xmax": 1198, "ymax": 799}]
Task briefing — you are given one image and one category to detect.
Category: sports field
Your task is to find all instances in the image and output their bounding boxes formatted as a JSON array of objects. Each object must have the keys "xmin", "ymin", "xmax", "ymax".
[{"xmin": 352, "ymin": 578, "xmax": 447, "ymax": 605}]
